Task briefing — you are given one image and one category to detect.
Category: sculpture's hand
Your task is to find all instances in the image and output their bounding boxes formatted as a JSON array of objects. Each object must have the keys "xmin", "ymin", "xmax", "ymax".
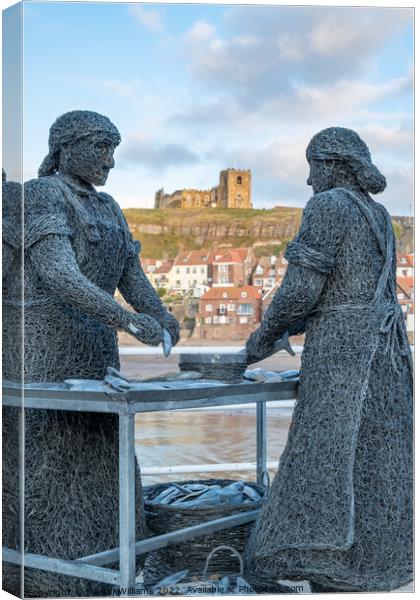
[
  {"xmin": 127, "ymin": 313, "xmax": 163, "ymax": 346},
  {"xmin": 158, "ymin": 312, "xmax": 180, "ymax": 346},
  {"xmin": 245, "ymin": 326, "xmax": 277, "ymax": 365}
]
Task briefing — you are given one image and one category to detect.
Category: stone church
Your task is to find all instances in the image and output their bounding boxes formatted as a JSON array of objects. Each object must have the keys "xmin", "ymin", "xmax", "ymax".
[{"xmin": 154, "ymin": 168, "xmax": 252, "ymax": 209}]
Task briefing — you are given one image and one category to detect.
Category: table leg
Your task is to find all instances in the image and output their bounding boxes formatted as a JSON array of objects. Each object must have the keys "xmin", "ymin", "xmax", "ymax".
[
  {"xmin": 119, "ymin": 413, "xmax": 136, "ymax": 594},
  {"xmin": 256, "ymin": 400, "xmax": 267, "ymax": 486}
]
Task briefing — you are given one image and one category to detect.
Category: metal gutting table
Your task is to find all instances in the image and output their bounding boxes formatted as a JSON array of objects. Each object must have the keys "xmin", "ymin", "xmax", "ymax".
[{"xmin": 2, "ymin": 378, "xmax": 298, "ymax": 593}]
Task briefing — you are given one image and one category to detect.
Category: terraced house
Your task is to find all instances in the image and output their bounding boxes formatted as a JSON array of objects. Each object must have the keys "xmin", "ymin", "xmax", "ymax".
[
  {"xmin": 197, "ymin": 285, "xmax": 262, "ymax": 340},
  {"xmin": 167, "ymin": 250, "xmax": 214, "ymax": 295}
]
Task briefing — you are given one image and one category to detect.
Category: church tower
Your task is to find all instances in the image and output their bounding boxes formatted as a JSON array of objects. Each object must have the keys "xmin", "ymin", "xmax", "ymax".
[{"xmin": 218, "ymin": 169, "xmax": 252, "ymax": 208}]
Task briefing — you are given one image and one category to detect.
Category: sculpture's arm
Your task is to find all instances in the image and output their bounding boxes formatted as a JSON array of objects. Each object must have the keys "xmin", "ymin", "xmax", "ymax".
[
  {"xmin": 246, "ymin": 265, "xmax": 326, "ymax": 363},
  {"xmin": 246, "ymin": 191, "xmax": 348, "ymax": 363},
  {"xmin": 118, "ymin": 255, "xmax": 180, "ymax": 345},
  {"xmin": 29, "ymin": 235, "xmax": 163, "ymax": 345}
]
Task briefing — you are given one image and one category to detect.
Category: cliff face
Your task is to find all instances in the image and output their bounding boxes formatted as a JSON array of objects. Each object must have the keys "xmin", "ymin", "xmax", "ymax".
[{"xmin": 123, "ymin": 207, "xmax": 413, "ymax": 258}]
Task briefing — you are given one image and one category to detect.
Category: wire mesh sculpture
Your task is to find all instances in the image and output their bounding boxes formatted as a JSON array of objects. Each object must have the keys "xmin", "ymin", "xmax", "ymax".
[
  {"xmin": 2, "ymin": 111, "xmax": 179, "ymax": 597},
  {"xmin": 244, "ymin": 127, "xmax": 413, "ymax": 592}
]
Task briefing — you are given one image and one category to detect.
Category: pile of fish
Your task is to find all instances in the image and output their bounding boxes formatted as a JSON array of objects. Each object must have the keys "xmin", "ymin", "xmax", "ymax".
[
  {"xmin": 149, "ymin": 481, "xmax": 263, "ymax": 508},
  {"xmin": 243, "ymin": 368, "xmax": 300, "ymax": 382}
]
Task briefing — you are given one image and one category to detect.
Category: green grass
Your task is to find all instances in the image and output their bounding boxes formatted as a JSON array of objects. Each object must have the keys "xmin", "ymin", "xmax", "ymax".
[{"xmin": 124, "ymin": 207, "xmax": 411, "ymax": 259}]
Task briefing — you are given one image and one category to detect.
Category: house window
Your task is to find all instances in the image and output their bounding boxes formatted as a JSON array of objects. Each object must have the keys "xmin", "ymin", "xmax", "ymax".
[
  {"xmin": 237, "ymin": 176, "xmax": 242, "ymax": 184},
  {"xmin": 254, "ymin": 279, "xmax": 263, "ymax": 286},
  {"xmin": 219, "ymin": 304, "xmax": 226, "ymax": 314},
  {"xmin": 200, "ymin": 267, "xmax": 205, "ymax": 273},
  {"xmin": 227, "ymin": 303, "xmax": 235, "ymax": 312},
  {"xmin": 206, "ymin": 304, "xmax": 213, "ymax": 312},
  {"xmin": 403, "ymin": 269, "xmax": 408, "ymax": 277},
  {"xmin": 176, "ymin": 280, "xmax": 181, "ymax": 287},
  {"xmin": 205, "ymin": 317, "xmax": 212, "ymax": 324},
  {"xmin": 176, "ymin": 268, "xmax": 180, "ymax": 274},
  {"xmin": 398, "ymin": 293, "xmax": 404, "ymax": 300},
  {"xmin": 223, "ymin": 292, "xmax": 228, "ymax": 298},
  {"xmin": 220, "ymin": 276, "xmax": 229, "ymax": 284},
  {"xmin": 401, "ymin": 258, "xmax": 407, "ymax": 264},
  {"xmin": 240, "ymin": 292, "xmax": 247, "ymax": 298},
  {"xmin": 239, "ymin": 316, "xmax": 248, "ymax": 324},
  {"xmin": 237, "ymin": 303, "xmax": 254, "ymax": 315},
  {"xmin": 228, "ymin": 317, "xmax": 235, "ymax": 324},
  {"xmin": 220, "ymin": 264, "xmax": 229, "ymax": 273},
  {"xmin": 192, "ymin": 267, "xmax": 197, "ymax": 274},
  {"xmin": 186, "ymin": 267, "xmax": 190, "ymax": 274},
  {"xmin": 213, "ymin": 316, "xmax": 219, "ymax": 324}
]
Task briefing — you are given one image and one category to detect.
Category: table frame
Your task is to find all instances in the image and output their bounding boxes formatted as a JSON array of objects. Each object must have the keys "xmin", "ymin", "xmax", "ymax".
[{"xmin": 2, "ymin": 379, "xmax": 298, "ymax": 592}]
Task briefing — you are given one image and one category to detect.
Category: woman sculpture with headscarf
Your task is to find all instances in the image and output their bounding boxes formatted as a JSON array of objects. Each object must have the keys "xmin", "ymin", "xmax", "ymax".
[
  {"xmin": 2, "ymin": 110, "xmax": 179, "ymax": 596},
  {"xmin": 243, "ymin": 127, "xmax": 413, "ymax": 592}
]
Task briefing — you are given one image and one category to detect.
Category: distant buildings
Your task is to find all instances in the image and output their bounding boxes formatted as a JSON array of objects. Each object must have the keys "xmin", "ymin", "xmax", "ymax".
[
  {"xmin": 154, "ymin": 169, "xmax": 252, "ymax": 209},
  {"xmin": 212, "ymin": 248, "xmax": 256, "ymax": 287},
  {"xmin": 140, "ymin": 247, "xmax": 414, "ymax": 341},
  {"xmin": 197, "ymin": 285, "xmax": 262, "ymax": 339},
  {"xmin": 167, "ymin": 250, "xmax": 214, "ymax": 295},
  {"xmin": 396, "ymin": 253, "xmax": 414, "ymax": 339}
]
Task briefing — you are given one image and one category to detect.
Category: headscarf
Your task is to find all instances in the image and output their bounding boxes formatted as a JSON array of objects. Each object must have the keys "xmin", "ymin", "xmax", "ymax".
[
  {"xmin": 306, "ymin": 127, "xmax": 386, "ymax": 194},
  {"xmin": 38, "ymin": 110, "xmax": 121, "ymax": 178}
]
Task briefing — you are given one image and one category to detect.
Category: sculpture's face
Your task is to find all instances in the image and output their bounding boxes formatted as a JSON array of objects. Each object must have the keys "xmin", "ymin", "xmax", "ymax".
[
  {"xmin": 60, "ymin": 134, "xmax": 116, "ymax": 186},
  {"xmin": 307, "ymin": 159, "xmax": 337, "ymax": 194}
]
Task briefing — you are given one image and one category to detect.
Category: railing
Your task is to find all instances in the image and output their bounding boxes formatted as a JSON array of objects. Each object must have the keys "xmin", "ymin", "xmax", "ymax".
[{"xmin": 2, "ymin": 378, "xmax": 298, "ymax": 593}]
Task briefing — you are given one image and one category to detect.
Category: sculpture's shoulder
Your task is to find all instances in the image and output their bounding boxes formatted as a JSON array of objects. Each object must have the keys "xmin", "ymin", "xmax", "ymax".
[
  {"xmin": 2, "ymin": 180, "xmax": 22, "ymax": 215},
  {"xmin": 303, "ymin": 189, "xmax": 354, "ymax": 230},
  {"xmin": 24, "ymin": 176, "xmax": 67, "ymax": 213},
  {"xmin": 306, "ymin": 188, "xmax": 354, "ymax": 216}
]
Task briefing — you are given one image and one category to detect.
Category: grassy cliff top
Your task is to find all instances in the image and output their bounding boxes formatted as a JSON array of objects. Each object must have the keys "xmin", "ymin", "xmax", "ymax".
[{"xmin": 123, "ymin": 207, "xmax": 412, "ymax": 259}]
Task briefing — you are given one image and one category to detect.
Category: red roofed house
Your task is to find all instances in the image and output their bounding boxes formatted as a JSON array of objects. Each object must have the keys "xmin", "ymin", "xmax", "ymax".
[
  {"xmin": 252, "ymin": 254, "xmax": 288, "ymax": 290},
  {"xmin": 197, "ymin": 285, "xmax": 262, "ymax": 340},
  {"xmin": 396, "ymin": 254, "xmax": 414, "ymax": 278},
  {"xmin": 397, "ymin": 275, "xmax": 414, "ymax": 341},
  {"xmin": 212, "ymin": 247, "xmax": 257, "ymax": 288},
  {"xmin": 140, "ymin": 258, "xmax": 174, "ymax": 290}
]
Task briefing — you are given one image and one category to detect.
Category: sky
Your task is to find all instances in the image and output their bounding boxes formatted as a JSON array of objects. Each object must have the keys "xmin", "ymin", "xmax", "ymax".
[{"xmin": 4, "ymin": 1, "xmax": 414, "ymax": 214}]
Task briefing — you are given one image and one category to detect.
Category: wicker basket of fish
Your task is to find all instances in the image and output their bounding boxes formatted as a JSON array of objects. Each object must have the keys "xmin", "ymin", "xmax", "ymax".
[
  {"xmin": 145, "ymin": 544, "xmax": 289, "ymax": 596},
  {"xmin": 142, "ymin": 479, "xmax": 266, "ymax": 587}
]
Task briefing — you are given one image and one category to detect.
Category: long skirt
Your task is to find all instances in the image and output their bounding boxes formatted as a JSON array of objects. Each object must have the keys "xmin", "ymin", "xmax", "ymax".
[
  {"xmin": 2, "ymin": 407, "xmax": 147, "ymax": 598},
  {"xmin": 243, "ymin": 340, "xmax": 413, "ymax": 592}
]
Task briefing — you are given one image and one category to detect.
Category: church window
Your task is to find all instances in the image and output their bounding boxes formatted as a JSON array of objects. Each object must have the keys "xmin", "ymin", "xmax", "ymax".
[{"xmin": 237, "ymin": 176, "xmax": 242, "ymax": 184}]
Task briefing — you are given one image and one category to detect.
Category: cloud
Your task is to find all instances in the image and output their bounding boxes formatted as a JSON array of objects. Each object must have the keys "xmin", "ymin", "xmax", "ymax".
[
  {"xmin": 358, "ymin": 124, "xmax": 413, "ymax": 158},
  {"xmin": 128, "ymin": 5, "xmax": 164, "ymax": 33},
  {"xmin": 118, "ymin": 136, "xmax": 200, "ymax": 171},
  {"xmin": 182, "ymin": 7, "xmax": 411, "ymax": 106},
  {"xmin": 185, "ymin": 21, "xmax": 215, "ymax": 44},
  {"xmin": 168, "ymin": 72, "xmax": 412, "ymax": 137}
]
